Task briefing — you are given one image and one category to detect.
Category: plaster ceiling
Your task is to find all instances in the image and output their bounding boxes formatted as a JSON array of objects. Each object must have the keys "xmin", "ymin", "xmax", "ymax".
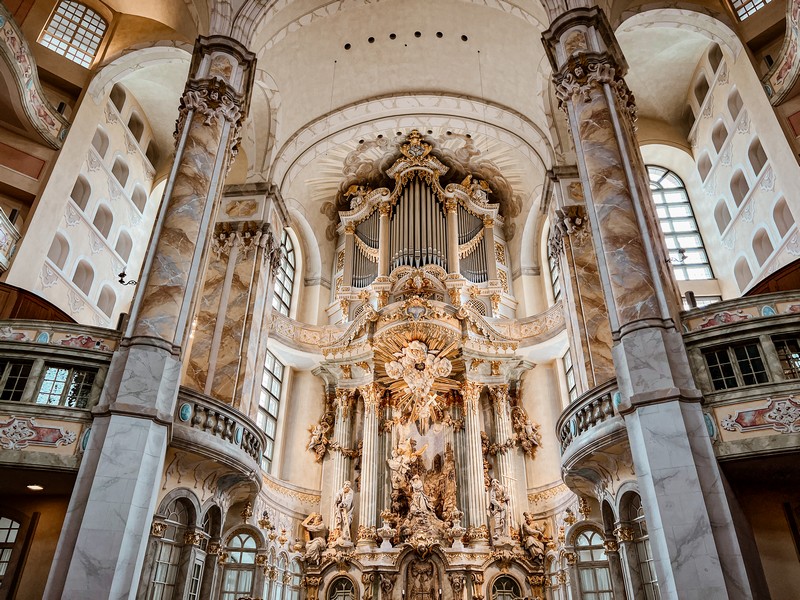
[
  {"xmin": 120, "ymin": 60, "xmax": 190, "ymax": 162},
  {"xmin": 617, "ymin": 27, "xmax": 711, "ymax": 125}
]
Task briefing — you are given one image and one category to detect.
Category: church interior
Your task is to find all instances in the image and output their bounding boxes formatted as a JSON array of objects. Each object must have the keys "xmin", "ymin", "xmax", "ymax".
[{"xmin": 0, "ymin": 0, "xmax": 799, "ymax": 598}]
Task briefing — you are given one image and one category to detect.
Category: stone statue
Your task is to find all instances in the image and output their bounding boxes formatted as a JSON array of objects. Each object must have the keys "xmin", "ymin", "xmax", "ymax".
[
  {"xmin": 488, "ymin": 478, "xmax": 509, "ymax": 539},
  {"xmin": 334, "ymin": 481, "xmax": 354, "ymax": 543},
  {"xmin": 521, "ymin": 512, "xmax": 548, "ymax": 563},
  {"xmin": 410, "ymin": 474, "xmax": 435, "ymax": 515},
  {"xmin": 307, "ymin": 421, "xmax": 331, "ymax": 462},
  {"xmin": 408, "ymin": 559, "xmax": 439, "ymax": 600},
  {"xmin": 301, "ymin": 513, "xmax": 327, "ymax": 565},
  {"xmin": 442, "ymin": 444, "xmax": 457, "ymax": 518}
]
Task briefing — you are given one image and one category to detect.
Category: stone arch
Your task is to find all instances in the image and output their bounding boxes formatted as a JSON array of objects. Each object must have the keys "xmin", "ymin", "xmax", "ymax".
[
  {"xmin": 287, "ymin": 205, "xmax": 322, "ymax": 285},
  {"xmin": 156, "ymin": 487, "xmax": 202, "ymax": 528}
]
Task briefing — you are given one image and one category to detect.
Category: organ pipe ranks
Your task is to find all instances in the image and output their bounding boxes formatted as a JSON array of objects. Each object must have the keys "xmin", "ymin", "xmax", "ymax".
[{"xmin": 332, "ymin": 130, "xmax": 514, "ymax": 323}]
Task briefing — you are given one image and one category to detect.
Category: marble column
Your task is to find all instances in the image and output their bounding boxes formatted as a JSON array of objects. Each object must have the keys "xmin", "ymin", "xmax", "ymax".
[
  {"xmin": 488, "ymin": 384, "xmax": 518, "ymax": 531},
  {"xmin": 356, "ymin": 383, "xmax": 381, "ymax": 548},
  {"xmin": 446, "ymin": 200, "xmax": 460, "ymax": 275},
  {"xmin": 483, "ymin": 217, "xmax": 499, "ymax": 282},
  {"xmin": 330, "ymin": 388, "xmax": 355, "ymax": 543},
  {"xmin": 543, "ymin": 8, "xmax": 766, "ymax": 599},
  {"xmin": 378, "ymin": 203, "xmax": 391, "ymax": 278},
  {"xmin": 43, "ymin": 35, "xmax": 256, "ymax": 600},
  {"xmin": 183, "ymin": 184, "xmax": 285, "ymax": 416},
  {"xmin": 460, "ymin": 381, "xmax": 488, "ymax": 542},
  {"xmin": 549, "ymin": 200, "xmax": 615, "ymax": 391}
]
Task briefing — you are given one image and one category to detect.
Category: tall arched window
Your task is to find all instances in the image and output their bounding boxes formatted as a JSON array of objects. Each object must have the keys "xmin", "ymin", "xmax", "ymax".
[
  {"xmin": 148, "ymin": 499, "xmax": 189, "ymax": 600},
  {"xmin": 328, "ymin": 577, "xmax": 355, "ymax": 600},
  {"xmin": 623, "ymin": 494, "xmax": 660, "ymax": 599},
  {"xmin": 575, "ymin": 529, "xmax": 613, "ymax": 599},
  {"xmin": 647, "ymin": 166, "xmax": 712, "ymax": 280},
  {"xmin": 39, "ymin": 1, "xmax": 107, "ymax": 67},
  {"xmin": 221, "ymin": 532, "xmax": 257, "ymax": 600},
  {"xmin": 491, "ymin": 576, "xmax": 521, "ymax": 600},
  {"xmin": 259, "ymin": 350, "xmax": 285, "ymax": 471},
  {"xmin": 286, "ymin": 560, "xmax": 302, "ymax": 600},
  {"xmin": 547, "ymin": 228, "xmax": 562, "ymax": 302},
  {"xmin": 271, "ymin": 554, "xmax": 288, "ymax": 600},
  {"xmin": 272, "ymin": 229, "xmax": 296, "ymax": 316},
  {"xmin": 548, "ymin": 555, "xmax": 569, "ymax": 600}
]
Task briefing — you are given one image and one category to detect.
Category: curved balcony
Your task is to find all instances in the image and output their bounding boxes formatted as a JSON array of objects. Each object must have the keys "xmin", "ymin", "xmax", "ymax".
[
  {"xmin": 681, "ymin": 290, "xmax": 800, "ymax": 460},
  {"xmin": 556, "ymin": 379, "xmax": 627, "ymax": 474},
  {"xmin": 173, "ymin": 386, "xmax": 266, "ymax": 477},
  {"xmin": 0, "ymin": 319, "xmax": 118, "ymax": 470}
]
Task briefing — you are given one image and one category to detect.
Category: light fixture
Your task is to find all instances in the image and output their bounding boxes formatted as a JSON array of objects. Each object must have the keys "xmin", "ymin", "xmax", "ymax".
[{"xmin": 26, "ymin": 484, "xmax": 44, "ymax": 491}]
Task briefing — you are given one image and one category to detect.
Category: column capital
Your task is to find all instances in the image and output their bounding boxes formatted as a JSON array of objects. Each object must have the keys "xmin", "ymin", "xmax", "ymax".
[
  {"xmin": 461, "ymin": 380, "xmax": 483, "ymax": 413},
  {"xmin": 378, "ymin": 201, "xmax": 392, "ymax": 216},
  {"xmin": 358, "ymin": 382, "xmax": 383, "ymax": 414}
]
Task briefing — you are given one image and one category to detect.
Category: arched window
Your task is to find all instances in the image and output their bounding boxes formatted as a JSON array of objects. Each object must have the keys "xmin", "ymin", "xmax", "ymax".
[
  {"xmin": 328, "ymin": 577, "xmax": 355, "ymax": 600},
  {"xmin": 115, "ymin": 231, "xmax": 132, "ymax": 263},
  {"xmin": 271, "ymin": 554, "xmax": 288, "ymax": 600},
  {"xmin": 711, "ymin": 121, "xmax": 728, "ymax": 154},
  {"xmin": 747, "ymin": 138, "xmax": 767, "ymax": 176},
  {"xmin": 286, "ymin": 560, "xmax": 302, "ymax": 600},
  {"xmin": 752, "ymin": 228, "xmax": 774, "ymax": 266},
  {"xmin": 259, "ymin": 350, "xmax": 285, "ymax": 471},
  {"xmin": 221, "ymin": 533, "xmax": 257, "ymax": 600},
  {"xmin": 727, "ymin": 89, "xmax": 743, "ymax": 120},
  {"xmin": 39, "ymin": 1, "xmax": 107, "ymax": 67},
  {"xmin": 773, "ymin": 198, "xmax": 794, "ymax": 238},
  {"xmin": 730, "ymin": 170, "xmax": 749, "ymax": 207},
  {"xmin": 547, "ymin": 228, "xmax": 562, "ymax": 302},
  {"xmin": 648, "ymin": 166, "xmax": 712, "ymax": 280},
  {"xmin": 574, "ymin": 529, "xmax": 613, "ymax": 599},
  {"xmin": 697, "ymin": 153, "xmax": 712, "ymax": 181},
  {"xmin": 623, "ymin": 494, "xmax": 660, "ymax": 600},
  {"xmin": 48, "ymin": 233, "xmax": 70, "ymax": 269},
  {"xmin": 0, "ymin": 516, "xmax": 22, "ymax": 589},
  {"xmin": 272, "ymin": 229, "xmax": 296, "ymax": 317},
  {"xmin": 97, "ymin": 285, "xmax": 116, "ymax": 317},
  {"xmin": 112, "ymin": 158, "xmax": 129, "ymax": 189},
  {"xmin": 110, "ymin": 84, "xmax": 126, "ymax": 112},
  {"xmin": 708, "ymin": 44, "xmax": 723, "ymax": 72},
  {"xmin": 694, "ymin": 75, "xmax": 709, "ymax": 106},
  {"xmin": 148, "ymin": 499, "xmax": 189, "ymax": 600},
  {"xmin": 128, "ymin": 112, "xmax": 145, "ymax": 142},
  {"xmin": 714, "ymin": 200, "xmax": 732, "ymax": 234},
  {"xmin": 491, "ymin": 576, "xmax": 521, "ymax": 600},
  {"xmin": 547, "ymin": 555, "xmax": 569, "ymax": 600},
  {"xmin": 734, "ymin": 257, "xmax": 753, "ymax": 291},
  {"xmin": 132, "ymin": 185, "xmax": 147, "ymax": 212},
  {"xmin": 93, "ymin": 204, "xmax": 113, "ymax": 238},
  {"xmin": 72, "ymin": 260, "xmax": 94, "ymax": 295},
  {"xmin": 71, "ymin": 175, "xmax": 90, "ymax": 210},
  {"xmin": 92, "ymin": 127, "xmax": 109, "ymax": 158}
]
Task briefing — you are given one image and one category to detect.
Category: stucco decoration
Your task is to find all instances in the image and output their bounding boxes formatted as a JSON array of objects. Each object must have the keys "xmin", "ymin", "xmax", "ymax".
[
  {"xmin": 761, "ymin": 0, "xmax": 800, "ymax": 105},
  {"xmin": 0, "ymin": 416, "xmax": 77, "ymax": 450},
  {"xmin": 0, "ymin": 5, "xmax": 70, "ymax": 148},
  {"xmin": 721, "ymin": 397, "xmax": 800, "ymax": 434}
]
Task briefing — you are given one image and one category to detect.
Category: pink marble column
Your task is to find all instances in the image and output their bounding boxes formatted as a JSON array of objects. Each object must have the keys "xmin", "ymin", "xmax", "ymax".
[
  {"xmin": 44, "ymin": 36, "xmax": 257, "ymax": 600},
  {"xmin": 129, "ymin": 37, "xmax": 256, "ymax": 352},
  {"xmin": 549, "ymin": 199, "xmax": 614, "ymax": 390},
  {"xmin": 544, "ymin": 8, "xmax": 767, "ymax": 599}
]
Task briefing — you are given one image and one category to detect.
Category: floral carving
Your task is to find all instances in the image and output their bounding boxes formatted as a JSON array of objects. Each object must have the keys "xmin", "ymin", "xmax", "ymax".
[
  {"xmin": 0, "ymin": 416, "xmax": 77, "ymax": 450},
  {"xmin": 721, "ymin": 397, "xmax": 800, "ymax": 434}
]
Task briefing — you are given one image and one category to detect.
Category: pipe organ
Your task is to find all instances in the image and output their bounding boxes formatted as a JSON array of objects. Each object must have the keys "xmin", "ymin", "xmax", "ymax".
[{"xmin": 334, "ymin": 130, "xmax": 512, "ymax": 317}]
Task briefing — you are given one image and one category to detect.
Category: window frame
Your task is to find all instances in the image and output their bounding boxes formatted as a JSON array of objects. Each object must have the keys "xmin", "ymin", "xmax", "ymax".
[
  {"xmin": 574, "ymin": 529, "xmax": 613, "ymax": 600},
  {"xmin": 35, "ymin": 363, "xmax": 97, "ymax": 408},
  {"xmin": 563, "ymin": 351, "xmax": 577, "ymax": 403},
  {"xmin": 272, "ymin": 229, "xmax": 296, "ymax": 317},
  {"xmin": 38, "ymin": 1, "xmax": 108, "ymax": 68},
  {"xmin": 0, "ymin": 360, "xmax": 33, "ymax": 402},
  {"xmin": 772, "ymin": 335, "xmax": 800, "ymax": 380},
  {"xmin": 703, "ymin": 341, "xmax": 770, "ymax": 391},
  {"xmin": 629, "ymin": 496, "xmax": 660, "ymax": 600},
  {"xmin": 259, "ymin": 350, "xmax": 285, "ymax": 471},
  {"xmin": 647, "ymin": 166, "xmax": 713, "ymax": 282},
  {"xmin": 220, "ymin": 532, "xmax": 258, "ymax": 600}
]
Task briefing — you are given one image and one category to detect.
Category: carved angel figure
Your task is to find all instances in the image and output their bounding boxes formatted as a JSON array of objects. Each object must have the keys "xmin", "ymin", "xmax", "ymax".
[
  {"xmin": 521, "ymin": 512, "xmax": 548, "ymax": 563},
  {"xmin": 385, "ymin": 341, "xmax": 452, "ymax": 402},
  {"xmin": 307, "ymin": 421, "xmax": 330, "ymax": 462}
]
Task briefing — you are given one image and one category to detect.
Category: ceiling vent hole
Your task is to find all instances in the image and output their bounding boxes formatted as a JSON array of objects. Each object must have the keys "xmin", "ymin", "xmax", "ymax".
[
  {"xmin": 368, "ymin": 37, "xmax": 375, "ymax": 43},
  {"xmin": 415, "ymin": 31, "xmax": 422, "ymax": 38},
  {"xmin": 436, "ymin": 32, "xmax": 443, "ymax": 38},
  {"xmin": 389, "ymin": 33, "xmax": 396, "ymax": 40},
  {"xmin": 344, "ymin": 43, "xmax": 351, "ymax": 50},
  {"xmin": 461, "ymin": 35, "xmax": 468, "ymax": 42}
]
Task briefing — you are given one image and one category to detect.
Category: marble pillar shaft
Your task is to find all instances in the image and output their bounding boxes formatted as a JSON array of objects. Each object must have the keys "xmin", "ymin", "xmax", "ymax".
[
  {"xmin": 378, "ymin": 205, "xmax": 390, "ymax": 277},
  {"xmin": 461, "ymin": 384, "xmax": 488, "ymax": 531},
  {"xmin": 490, "ymin": 387, "xmax": 518, "ymax": 529},
  {"xmin": 357, "ymin": 386, "xmax": 380, "ymax": 537},
  {"xmin": 446, "ymin": 202, "xmax": 459, "ymax": 274},
  {"xmin": 561, "ymin": 221, "xmax": 615, "ymax": 387}
]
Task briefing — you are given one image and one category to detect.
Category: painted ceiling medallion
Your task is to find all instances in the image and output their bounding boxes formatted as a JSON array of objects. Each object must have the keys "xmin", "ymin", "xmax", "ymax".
[{"xmin": 385, "ymin": 340, "xmax": 452, "ymax": 432}]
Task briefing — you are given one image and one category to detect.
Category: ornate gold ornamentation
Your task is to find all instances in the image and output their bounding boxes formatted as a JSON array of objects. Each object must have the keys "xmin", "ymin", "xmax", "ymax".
[
  {"xmin": 399, "ymin": 129, "xmax": 433, "ymax": 163},
  {"xmin": 344, "ymin": 223, "xmax": 356, "ymax": 235},
  {"xmin": 150, "ymin": 520, "xmax": 167, "ymax": 538},
  {"xmin": 461, "ymin": 380, "xmax": 483, "ymax": 414},
  {"xmin": 498, "ymin": 270, "xmax": 508, "ymax": 293},
  {"xmin": 207, "ymin": 542, "xmax": 221, "ymax": 555},
  {"xmin": 183, "ymin": 530, "xmax": 203, "ymax": 546},
  {"xmin": 603, "ymin": 539, "xmax": 619, "ymax": 552},
  {"xmin": 490, "ymin": 293, "xmax": 501, "ymax": 313},
  {"xmin": 563, "ymin": 508, "xmax": 577, "ymax": 526},
  {"xmin": 614, "ymin": 525, "xmax": 635, "ymax": 542},
  {"xmin": 553, "ymin": 53, "xmax": 636, "ymax": 121},
  {"xmin": 359, "ymin": 382, "xmax": 383, "ymax": 414},
  {"xmin": 527, "ymin": 483, "xmax": 570, "ymax": 504},
  {"xmin": 495, "ymin": 242, "xmax": 506, "ymax": 266},
  {"xmin": 262, "ymin": 476, "xmax": 321, "ymax": 504},
  {"xmin": 357, "ymin": 525, "xmax": 377, "ymax": 541},
  {"xmin": 563, "ymin": 551, "xmax": 577, "ymax": 565},
  {"xmin": 241, "ymin": 501, "xmax": 253, "ymax": 521},
  {"xmin": 578, "ymin": 497, "xmax": 591, "ymax": 519}
]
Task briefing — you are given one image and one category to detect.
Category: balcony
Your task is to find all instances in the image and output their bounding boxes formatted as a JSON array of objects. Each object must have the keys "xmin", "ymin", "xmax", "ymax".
[
  {"xmin": 682, "ymin": 290, "xmax": 800, "ymax": 460},
  {"xmin": 556, "ymin": 379, "xmax": 628, "ymax": 488},
  {"xmin": 0, "ymin": 319, "xmax": 118, "ymax": 470},
  {"xmin": 172, "ymin": 386, "xmax": 266, "ymax": 477}
]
